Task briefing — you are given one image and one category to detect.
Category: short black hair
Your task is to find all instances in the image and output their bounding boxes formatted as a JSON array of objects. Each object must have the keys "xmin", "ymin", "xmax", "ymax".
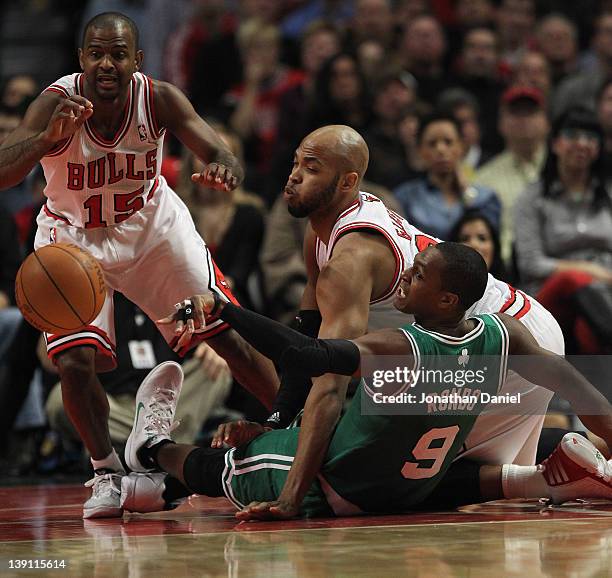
[
  {"xmin": 435, "ymin": 242, "xmax": 488, "ymax": 310},
  {"xmin": 417, "ymin": 112, "xmax": 463, "ymax": 144},
  {"xmin": 552, "ymin": 106, "xmax": 602, "ymax": 141},
  {"xmin": 82, "ymin": 12, "xmax": 139, "ymax": 49}
]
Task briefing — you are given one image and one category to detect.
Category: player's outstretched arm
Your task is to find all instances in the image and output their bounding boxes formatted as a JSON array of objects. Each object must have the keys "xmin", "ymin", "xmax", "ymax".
[
  {"xmin": 0, "ymin": 93, "xmax": 93, "ymax": 189},
  {"xmin": 500, "ymin": 313, "xmax": 612, "ymax": 451},
  {"xmin": 160, "ymin": 293, "xmax": 410, "ymax": 379},
  {"xmin": 153, "ymin": 80, "xmax": 244, "ymax": 191},
  {"xmin": 162, "ymin": 292, "xmax": 410, "ymax": 449}
]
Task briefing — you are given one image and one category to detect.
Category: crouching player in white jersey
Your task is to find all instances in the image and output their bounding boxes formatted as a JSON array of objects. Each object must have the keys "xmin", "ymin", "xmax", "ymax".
[{"xmin": 0, "ymin": 12, "xmax": 278, "ymax": 518}]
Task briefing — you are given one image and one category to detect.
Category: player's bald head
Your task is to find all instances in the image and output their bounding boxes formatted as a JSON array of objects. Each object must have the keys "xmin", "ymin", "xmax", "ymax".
[{"xmin": 301, "ymin": 125, "xmax": 369, "ymax": 181}]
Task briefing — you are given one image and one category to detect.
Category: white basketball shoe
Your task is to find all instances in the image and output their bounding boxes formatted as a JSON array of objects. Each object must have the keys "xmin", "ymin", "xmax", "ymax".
[
  {"xmin": 540, "ymin": 432, "xmax": 612, "ymax": 503},
  {"xmin": 125, "ymin": 361, "xmax": 183, "ymax": 472},
  {"xmin": 121, "ymin": 472, "xmax": 187, "ymax": 513},
  {"xmin": 83, "ymin": 471, "xmax": 123, "ymax": 519}
]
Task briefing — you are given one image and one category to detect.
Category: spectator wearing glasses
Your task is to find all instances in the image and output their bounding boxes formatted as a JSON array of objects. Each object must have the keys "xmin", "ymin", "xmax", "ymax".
[{"xmin": 514, "ymin": 107, "xmax": 612, "ymax": 354}]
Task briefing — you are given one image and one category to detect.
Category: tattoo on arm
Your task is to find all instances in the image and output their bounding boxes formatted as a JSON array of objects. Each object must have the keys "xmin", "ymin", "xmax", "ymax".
[{"xmin": 0, "ymin": 135, "xmax": 50, "ymax": 187}]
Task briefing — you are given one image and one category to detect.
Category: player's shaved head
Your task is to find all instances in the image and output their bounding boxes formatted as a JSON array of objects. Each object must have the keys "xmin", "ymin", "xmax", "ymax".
[
  {"xmin": 302, "ymin": 125, "xmax": 369, "ymax": 181},
  {"xmin": 285, "ymin": 125, "xmax": 369, "ymax": 218},
  {"xmin": 435, "ymin": 243, "xmax": 488, "ymax": 310},
  {"xmin": 82, "ymin": 12, "xmax": 139, "ymax": 48}
]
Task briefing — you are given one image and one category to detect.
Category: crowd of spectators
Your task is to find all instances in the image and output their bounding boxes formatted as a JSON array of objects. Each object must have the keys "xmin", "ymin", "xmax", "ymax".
[{"xmin": 2, "ymin": 0, "xmax": 612, "ymax": 477}]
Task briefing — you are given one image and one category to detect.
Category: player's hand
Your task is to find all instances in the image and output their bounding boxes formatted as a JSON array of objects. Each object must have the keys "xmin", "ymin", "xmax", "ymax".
[
  {"xmin": 235, "ymin": 500, "xmax": 299, "ymax": 521},
  {"xmin": 157, "ymin": 293, "xmax": 225, "ymax": 351},
  {"xmin": 194, "ymin": 342, "xmax": 230, "ymax": 381},
  {"xmin": 191, "ymin": 162, "xmax": 238, "ymax": 192},
  {"xmin": 211, "ymin": 420, "xmax": 268, "ymax": 448},
  {"xmin": 42, "ymin": 96, "xmax": 93, "ymax": 144}
]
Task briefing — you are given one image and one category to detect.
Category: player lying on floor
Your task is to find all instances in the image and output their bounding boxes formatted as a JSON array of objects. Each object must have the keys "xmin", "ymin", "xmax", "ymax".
[{"xmin": 122, "ymin": 243, "xmax": 612, "ymax": 519}]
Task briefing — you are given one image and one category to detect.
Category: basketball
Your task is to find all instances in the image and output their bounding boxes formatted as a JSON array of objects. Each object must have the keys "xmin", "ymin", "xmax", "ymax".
[{"xmin": 15, "ymin": 243, "xmax": 106, "ymax": 335}]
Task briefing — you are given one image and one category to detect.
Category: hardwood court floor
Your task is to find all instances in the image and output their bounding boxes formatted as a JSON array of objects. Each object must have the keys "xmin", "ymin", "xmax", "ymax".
[{"xmin": 0, "ymin": 484, "xmax": 611, "ymax": 577}]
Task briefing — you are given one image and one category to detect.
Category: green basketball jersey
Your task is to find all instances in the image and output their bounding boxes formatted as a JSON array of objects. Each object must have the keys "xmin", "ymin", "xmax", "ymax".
[{"xmin": 320, "ymin": 313, "xmax": 509, "ymax": 514}]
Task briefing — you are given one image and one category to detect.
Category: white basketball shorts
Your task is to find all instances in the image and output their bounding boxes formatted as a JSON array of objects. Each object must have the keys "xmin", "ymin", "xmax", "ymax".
[
  {"xmin": 456, "ymin": 296, "xmax": 565, "ymax": 466},
  {"xmin": 34, "ymin": 178, "xmax": 237, "ymax": 372}
]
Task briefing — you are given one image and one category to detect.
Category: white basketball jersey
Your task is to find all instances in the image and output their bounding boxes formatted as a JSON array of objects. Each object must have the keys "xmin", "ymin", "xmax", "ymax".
[
  {"xmin": 40, "ymin": 73, "xmax": 164, "ymax": 229},
  {"xmin": 315, "ymin": 192, "xmax": 528, "ymax": 331}
]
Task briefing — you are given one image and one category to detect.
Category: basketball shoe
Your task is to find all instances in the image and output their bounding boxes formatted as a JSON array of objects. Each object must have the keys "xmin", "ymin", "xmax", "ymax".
[
  {"xmin": 540, "ymin": 432, "xmax": 612, "ymax": 503},
  {"xmin": 121, "ymin": 472, "xmax": 188, "ymax": 513},
  {"xmin": 83, "ymin": 470, "xmax": 123, "ymax": 519},
  {"xmin": 125, "ymin": 361, "xmax": 183, "ymax": 472}
]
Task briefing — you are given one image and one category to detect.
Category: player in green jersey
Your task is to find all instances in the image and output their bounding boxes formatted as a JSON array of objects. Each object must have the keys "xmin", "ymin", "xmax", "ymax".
[{"xmin": 122, "ymin": 243, "xmax": 612, "ymax": 518}]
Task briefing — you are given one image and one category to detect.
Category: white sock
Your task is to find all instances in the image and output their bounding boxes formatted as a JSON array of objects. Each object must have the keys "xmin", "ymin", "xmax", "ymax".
[
  {"xmin": 501, "ymin": 464, "xmax": 550, "ymax": 499},
  {"xmin": 91, "ymin": 449, "xmax": 125, "ymax": 474}
]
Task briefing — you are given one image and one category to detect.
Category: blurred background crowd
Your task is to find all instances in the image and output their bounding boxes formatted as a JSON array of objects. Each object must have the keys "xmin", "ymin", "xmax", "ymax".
[{"xmin": 1, "ymin": 0, "xmax": 611, "ymax": 480}]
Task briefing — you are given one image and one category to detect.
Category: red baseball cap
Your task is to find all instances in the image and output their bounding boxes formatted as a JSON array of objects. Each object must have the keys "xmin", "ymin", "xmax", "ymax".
[{"xmin": 501, "ymin": 85, "xmax": 545, "ymax": 108}]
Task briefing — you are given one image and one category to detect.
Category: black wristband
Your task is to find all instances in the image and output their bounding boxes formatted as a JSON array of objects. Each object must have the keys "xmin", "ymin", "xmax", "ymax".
[
  {"xmin": 209, "ymin": 292, "xmax": 225, "ymax": 317},
  {"xmin": 179, "ymin": 302, "xmax": 194, "ymax": 323}
]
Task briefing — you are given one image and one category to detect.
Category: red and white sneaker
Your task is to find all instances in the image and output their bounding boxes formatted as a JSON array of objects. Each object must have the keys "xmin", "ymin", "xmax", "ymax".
[{"xmin": 540, "ymin": 433, "xmax": 612, "ymax": 504}]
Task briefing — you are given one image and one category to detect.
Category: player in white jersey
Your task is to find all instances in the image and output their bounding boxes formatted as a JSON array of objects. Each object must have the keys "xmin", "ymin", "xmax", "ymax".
[
  {"xmin": 178, "ymin": 124, "xmax": 570, "ymax": 520},
  {"xmin": 0, "ymin": 12, "xmax": 278, "ymax": 518},
  {"xmin": 313, "ymin": 190, "xmax": 563, "ymax": 466}
]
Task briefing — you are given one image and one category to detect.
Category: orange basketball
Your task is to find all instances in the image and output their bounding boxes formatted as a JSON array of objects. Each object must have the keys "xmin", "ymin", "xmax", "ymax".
[{"xmin": 15, "ymin": 243, "xmax": 106, "ymax": 335}]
